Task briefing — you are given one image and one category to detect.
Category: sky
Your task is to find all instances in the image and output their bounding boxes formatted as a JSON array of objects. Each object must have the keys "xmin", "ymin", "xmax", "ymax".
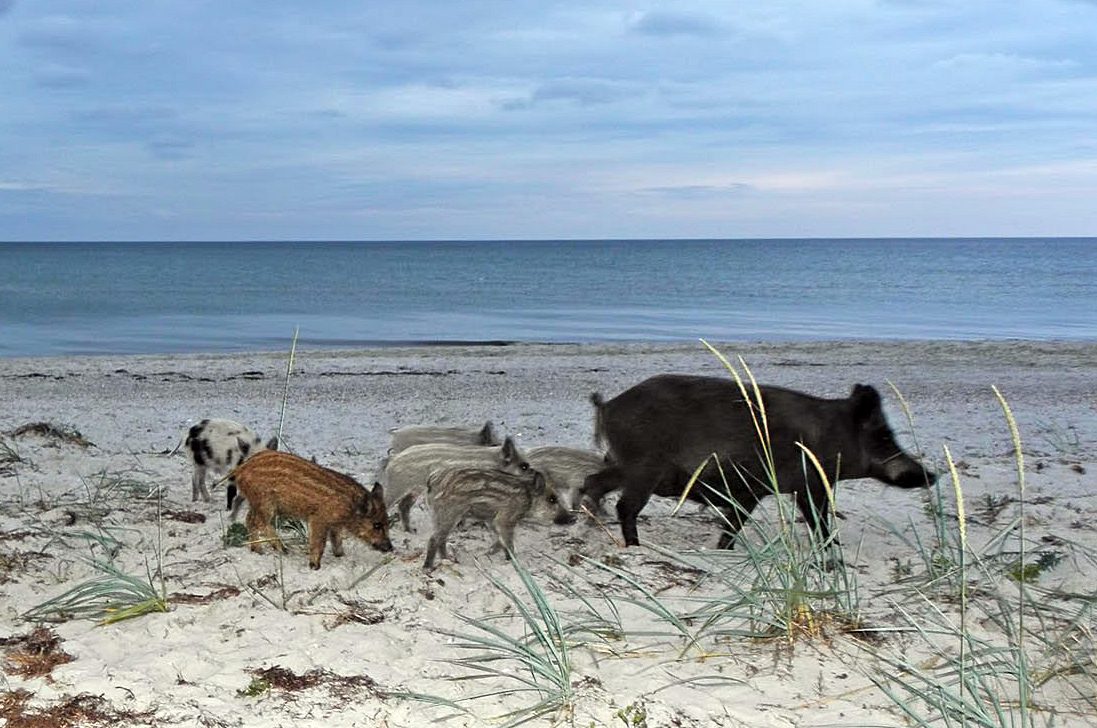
[{"xmin": 2, "ymin": 1, "xmax": 1097, "ymax": 241}]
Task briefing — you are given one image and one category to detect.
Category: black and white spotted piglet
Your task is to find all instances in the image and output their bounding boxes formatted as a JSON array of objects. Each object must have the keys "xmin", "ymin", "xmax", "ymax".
[{"xmin": 178, "ymin": 418, "xmax": 277, "ymax": 505}]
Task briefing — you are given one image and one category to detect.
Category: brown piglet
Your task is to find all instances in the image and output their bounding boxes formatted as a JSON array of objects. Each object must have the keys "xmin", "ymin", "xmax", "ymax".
[{"xmin": 230, "ymin": 450, "xmax": 393, "ymax": 569}]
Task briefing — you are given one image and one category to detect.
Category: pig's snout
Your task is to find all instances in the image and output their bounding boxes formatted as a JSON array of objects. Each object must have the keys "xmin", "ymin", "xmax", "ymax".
[
  {"xmin": 554, "ymin": 511, "xmax": 577, "ymax": 526},
  {"xmin": 881, "ymin": 454, "xmax": 937, "ymax": 489},
  {"xmin": 373, "ymin": 537, "xmax": 394, "ymax": 553}
]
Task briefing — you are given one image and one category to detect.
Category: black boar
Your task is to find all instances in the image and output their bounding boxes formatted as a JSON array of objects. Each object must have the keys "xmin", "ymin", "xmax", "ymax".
[{"xmin": 581, "ymin": 374, "xmax": 936, "ymax": 548}]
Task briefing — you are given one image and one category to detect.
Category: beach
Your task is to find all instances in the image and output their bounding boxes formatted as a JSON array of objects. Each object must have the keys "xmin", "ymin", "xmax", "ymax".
[{"xmin": 2, "ymin": 340, "xmax": 1096, "ymax": 726}]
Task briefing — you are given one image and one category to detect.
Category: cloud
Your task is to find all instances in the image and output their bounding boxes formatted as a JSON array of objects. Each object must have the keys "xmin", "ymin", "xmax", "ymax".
[
  {"xmin": 17, "ymin": 14, "xmax": 94, "ymax": 51},
  {"xmin": 5, "ymin": 1, "xmax": 1097, "ymax": 239},
  {"xmin": 640, "ymin": 183, "xmax": 753, "ymax": 199},
  {"xmin": 0, "ymin": 181, "xmax": 53, "ymax": 192},
  {"xmin": 146, "ymin": 136, "xmax": 195, "ymax": 161},
  {"xmin": 73, "ymin": 105, "xmax": 177, "ymax": 130},
  {"xmin": 504, "ymin": 79, "xmax": 639, "ymax": 110},
  {"xmin": 34, "ymin": 63, "xmax": 92, "ymax": 88},
  {"xmin": 628, "ymin": 11, "xmax": 723, "ymax": 38},
  {"xmin": 933, "ymin": 52, "xmax": 1077, "ymax": 75}
]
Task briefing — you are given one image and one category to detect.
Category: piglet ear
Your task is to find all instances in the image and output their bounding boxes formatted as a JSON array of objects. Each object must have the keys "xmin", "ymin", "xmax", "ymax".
[
  {"xmin": 479, "ymin": 421, "xmax": 497, "ymax": 445},
  {"xmin": 266, "ymin": 435, "xmax": 279, "ymax": 451},
  {"xmin": 849, "ymin": 384, "xmax": 882, "ymax": 421},
  {"xmin": 371, "ymin": 480, "xmax": 385, "ymax": 502},
  {"xmin": 502, "ymin": 436, "xmax": 518, "ymax": 463}
]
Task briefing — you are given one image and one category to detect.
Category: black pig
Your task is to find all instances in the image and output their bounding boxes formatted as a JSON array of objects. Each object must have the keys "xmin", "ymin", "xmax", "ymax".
[{"xmin": 581, "ymin": 374, "xmax": 936, "ymax": 548}]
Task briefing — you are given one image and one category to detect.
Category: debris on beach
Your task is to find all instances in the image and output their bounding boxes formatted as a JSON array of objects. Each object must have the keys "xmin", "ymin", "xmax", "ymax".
[
  {"xmin": 1, "ymin": 627, "xmax": 74, "ymax": 680},
  {"xmin": 7, "ymin": 423, "xmax": 93, "ymax": 449}
]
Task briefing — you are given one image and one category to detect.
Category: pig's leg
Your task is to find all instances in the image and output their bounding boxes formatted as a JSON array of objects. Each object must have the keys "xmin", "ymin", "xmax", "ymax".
[
  {"xmin": 398, "ymin": 494, "xmax": 416, "ymax": 532},
  {"xmin": 246, "ymin": 504, "xmax": 283, "ymax": 554},
  {"xmin": 615, "ymin": 464, "xmax": 661, "ymax": 547},
  {"xmin": 424, "ymin": 511, "xmax": 455, "ymax": 570},
  {"xmin": 491, "ymin": 514, "xmax": 518, "ymax": 559},
  {"xmin": 228, "ymin": 493, "xmax": 246, "ymax": 521},
  {"xmin": 192, "ymin": 466, "xmax": 209, "ymax": 502},
  {"xmin": 424, "ymin": 529, "xmax": 450, "ymax": 570},
  {"xmin": 328, "ymin": 528, "xmax": 345, "ymax": 557},
  {"xmin": 307, "ymin": 519, "xmax": 328, "ymax": 569},
  {"xmin": 580, "ymin": 467, "xmax": 623, "ymax": 517}
]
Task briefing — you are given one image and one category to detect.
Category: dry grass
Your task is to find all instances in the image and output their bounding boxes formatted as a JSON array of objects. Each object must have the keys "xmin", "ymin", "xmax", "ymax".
[
  {"xmin": 7, "ymin": 422, "xmax": 93, "ymax": 448},
  {"xmin": 0, "ymin": 549, "xmax": 51, "ymax": 585},
  {"xmin": 1, "ymin": 627, "xmax": 74, "ymax": 680},
  {"xmin": 168, "ymin": 585, "xmax": 241, "ymax": 605},
  {"xmin": 244, "ymin": 664, "xmax": 384, "ymax": 701},
  {"xmin": 0, "ymin": 689, "xmax": 155, "ymax": 727}
]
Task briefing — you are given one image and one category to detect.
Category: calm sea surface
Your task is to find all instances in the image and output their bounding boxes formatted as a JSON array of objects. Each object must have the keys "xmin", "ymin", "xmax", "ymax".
[{"xmin": 1, "ymin": 239, "xmax": 1094, "ymax": 357}]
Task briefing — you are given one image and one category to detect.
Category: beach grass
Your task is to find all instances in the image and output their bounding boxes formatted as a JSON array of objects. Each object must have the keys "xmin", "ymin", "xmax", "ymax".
[{"xmin": 397, "ymin": 554, "xmax": 575, "ymax": 727}]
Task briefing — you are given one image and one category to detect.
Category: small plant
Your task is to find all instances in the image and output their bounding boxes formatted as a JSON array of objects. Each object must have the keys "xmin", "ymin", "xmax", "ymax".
[
  {"xmin": 81, "ymin": 467, "xmax": 164, "ymax": 503},
  {"xmin": 616, "ymin": 701, "xmax": 648, "ymax": 728},
  {"xmin": 237, "ymin": 676, "xmax": 271, "ymax": 698},
  {"xmin": 1007, "ymin": 550, "xmax": 1064, "ymax": 584},
  {"xmin": 28, "ymin": 482, "xmax": 168, "ymax": 626},
  {"xmin": 223, "ymin": 523, "xmax": 249, "ymax": 548},
  {"xmin": 978, "ymin": 493, "xmax": 1014, "ymax": 524},
  {"xmin": 22, "ymin": 557, "xmax": 168, "ymax": 625},
  {"xmin": 889, "ymin": 557, "xmax": 914, "ymax": 581},
  {"xmin": 0, "ymin": 437, "xmax": 22, "ymax": 465},
  {"xmin": 274, "ymin": 515, "xmax": 308, "ymax": 544},
  {"xmin": 1036, "ymin": 419, "xmax": 1081, "ymax": 457}
]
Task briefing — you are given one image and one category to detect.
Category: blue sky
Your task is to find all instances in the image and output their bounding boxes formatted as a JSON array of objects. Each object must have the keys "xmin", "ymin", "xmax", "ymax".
[{"xmin": 2, "ymin": 1, "xmax": 1097, "ymax": 241}]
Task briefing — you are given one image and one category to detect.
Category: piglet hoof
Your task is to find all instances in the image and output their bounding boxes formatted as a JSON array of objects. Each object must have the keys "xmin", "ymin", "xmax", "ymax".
[{"xmin": 309, "ymin": 561, "xmax": 321, "ymax": 570}]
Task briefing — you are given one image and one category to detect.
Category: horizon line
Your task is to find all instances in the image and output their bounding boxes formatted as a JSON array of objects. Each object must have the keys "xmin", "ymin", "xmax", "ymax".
[{"xmin": 3, "ymin": 235, "xmax": 1096, "ymax": 245}]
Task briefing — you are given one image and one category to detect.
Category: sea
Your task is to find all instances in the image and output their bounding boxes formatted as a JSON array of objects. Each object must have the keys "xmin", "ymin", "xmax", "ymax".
[{"xmin": 1, "ymin": 239, "xmax": 1095, "ymax": 357}]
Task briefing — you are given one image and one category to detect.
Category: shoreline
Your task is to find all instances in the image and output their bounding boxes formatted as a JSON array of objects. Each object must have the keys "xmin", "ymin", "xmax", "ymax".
[
  {"xmin": 2, "ymin": 339, "xmax": 1095, "ymax": 726},
  {"xmin": 4, "ymin": 334, "xmax": 1097, "ymax": 362}
]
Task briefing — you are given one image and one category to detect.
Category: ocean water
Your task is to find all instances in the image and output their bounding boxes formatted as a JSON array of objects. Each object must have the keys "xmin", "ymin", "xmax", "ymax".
[{"xmin": 1, "ymin": 239, "xmax": 1094, "ymax": 357}]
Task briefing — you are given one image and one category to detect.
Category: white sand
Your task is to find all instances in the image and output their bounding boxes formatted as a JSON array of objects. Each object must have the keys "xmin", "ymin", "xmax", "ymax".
[{"xmin": 1, "ymin": 341, "xmax": 1095, "ymax": 726}]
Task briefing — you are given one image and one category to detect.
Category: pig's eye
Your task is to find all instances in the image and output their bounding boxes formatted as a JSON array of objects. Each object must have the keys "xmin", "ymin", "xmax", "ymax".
[
  {"xmin": 520, "ymin": 463, "xmax": 530, "ymax": 471},
  {"xmin": 548, "ymin": 495, "xmax": 558, "ymax": 504},
  {"xmin": 373, "ymin": 522, "xmax": 385, "ymax": 530}
]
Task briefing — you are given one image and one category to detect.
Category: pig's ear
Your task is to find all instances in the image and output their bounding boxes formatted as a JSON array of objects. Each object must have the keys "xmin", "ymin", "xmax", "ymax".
[
  {"xmin": 265, "ymin": 435, "xmax": 279, "ymax": 451},
  {"xmin": 479, "ymin": 421, "xmax": 497, "ymax": 445},
  {"xmin": 371, "ymin": 480, "xmax": 385, "ymax": 502},
  {"xmin": 502, "ymin": 436, "xmax": 518, "ymax": 463},
  {"xmin": 849, "ymin": 384, "xmax": 882, "ymax": 421}
]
